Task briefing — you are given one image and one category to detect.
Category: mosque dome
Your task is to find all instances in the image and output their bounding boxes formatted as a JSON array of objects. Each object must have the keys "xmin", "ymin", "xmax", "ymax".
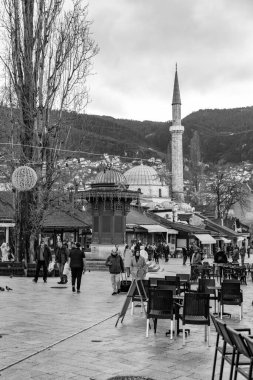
[
  {"xmin": 124, "ymin": 164, "xmax": 161, "ymax": 186},
  {"xmin": 93, "ymin": 168, "xmax": 128, "ymax": 185}
]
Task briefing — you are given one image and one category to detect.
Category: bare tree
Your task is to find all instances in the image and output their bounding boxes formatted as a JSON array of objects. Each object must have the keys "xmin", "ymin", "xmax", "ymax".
[
  {"xmin": 0, "ymin": 0, "xmax": 98, "ymax": 261},
  {"xmin": 206, "ymin": 165, "xmax": 249, "ymax": 219}
]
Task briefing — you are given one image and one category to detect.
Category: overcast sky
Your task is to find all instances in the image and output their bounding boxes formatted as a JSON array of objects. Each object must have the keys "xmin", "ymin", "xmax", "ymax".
[{"xmin": 85, "ymin": 0, "xmax": 253, "ymax": 122}]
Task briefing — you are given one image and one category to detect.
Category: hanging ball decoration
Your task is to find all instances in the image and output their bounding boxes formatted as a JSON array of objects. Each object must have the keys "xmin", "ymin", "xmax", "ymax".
[{"xmin": 12, "ymin": 166, "xmax": 38, "ymax": 191}]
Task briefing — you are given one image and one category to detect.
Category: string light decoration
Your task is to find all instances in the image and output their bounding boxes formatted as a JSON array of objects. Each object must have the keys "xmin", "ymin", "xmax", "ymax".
[{"xmin": 12, "ymin": 166, "xmax": 38, "ymax": 191}]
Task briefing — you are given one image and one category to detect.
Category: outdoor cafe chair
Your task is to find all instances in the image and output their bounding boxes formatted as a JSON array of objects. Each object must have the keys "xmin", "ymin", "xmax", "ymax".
[
  {"xmin": 209, "ymin": 264, "xmax": 222, "ymax": 283},
  {"xmin": 156, "ymin": 280, "xmax": 177, "ymax": 295},
  {"xmin": 146, "ymin": 288, "xmax": 174, "ymax": 339},
  {"xmin": 218, "ymin": 280, "xmax": 243, "ymax": 320},
  {"xmin": 164, "ymin": 275, "xmax": 181, "ymax": 293},
  {"xmin": 231, "ymin": 266, "xmax": 247, "ymax": 285},
  {"xmin": 176, "ymin": 273, "xmax": 191, "ymax": 293},
  {"xmin": 177, "ymin": 292, "xmax": 210, "ymax": 346},
  {"xmin": 131, "ymin": 279, "xmax": 149, "ymax": 315},
  {"xmin": 198, "ymin": 278, "xmax": 218, "ymax": 313},
  {"xmin": 190, "ymin": 264, "xmax": 202, "ymax": 281},
  {"xmin": 243, "ymin": 336, "xmax": 253, "ymax": 379},
  {"xmin": 226, "ymin": 326, "xmax": 253, "ymax": 380},
  {"xmin": 148, "ymin": 277, "xmax": 163, "ymax": 287},
  {"xmin": 210, "ymin": 313, "xmax": 251, "ymax": 380}
]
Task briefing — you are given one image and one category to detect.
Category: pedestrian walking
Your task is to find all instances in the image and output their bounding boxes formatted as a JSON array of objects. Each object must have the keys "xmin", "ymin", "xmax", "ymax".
[
  {"xmin": 140, "ymin": 245, "xmax": 148, "ymax": 262},
  {"xmin": 192, "ymin": 249, "xmax": 203, "ymax": 265},
  {"xmin": 55, "ymin": 241, "xmax": 69, "ymax": 284},
  {"xmin": 164, "ymin": 244, "xmax": 170, "ymax": 262},
  {"xmin": 33, "ymin": 239, "xmax": 52, "ymax": 283},
  {"xmin": 69, "ymin": 242, "xmax": 86, "ymax": 293},
  {"xmin": 130, "ymin": 250, "xmax": 147, "ymax": 280},
  {"xmin": 153, "ymin": 247, "xmax": 159, "ymax": 264},
  {"xmin": 182, "ymin": 247, "xmax": 188, "ymax": 265},
  {"xmin": 147, "ymin": 244, "xmax": 153, "ymax": 261},
  {"xmin": 188, "ymin": 245, "xmax": 194, "ymax": 264},
  {"xmin": 232, "ymin": 246, "xmax": 239, "ymax": 263},
  {"xmin": 248, "ymin": 241, "xmax": 253, "ymax": 259},
  {"xmin": 105, "ymin": 249, "xmax": 124, "ymax": 295},
  {"xmin": 123, "ymin": 244, "xmax": 132, "ymax": 277},
  {"xmin": 239, "ymin": 243, "xmax": 246, "ymax": 266}
]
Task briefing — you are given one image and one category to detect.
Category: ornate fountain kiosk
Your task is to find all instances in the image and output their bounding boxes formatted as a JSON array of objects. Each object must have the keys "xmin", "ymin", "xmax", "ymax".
[{"xmin": 79, "ymin": 167, "xmax": 140, "ymax": 260}]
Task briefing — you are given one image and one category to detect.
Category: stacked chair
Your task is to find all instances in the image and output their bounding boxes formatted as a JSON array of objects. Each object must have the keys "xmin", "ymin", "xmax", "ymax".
[{"xmin": 210, "ymin": 313, "xmax": 252, "ymax": 380}]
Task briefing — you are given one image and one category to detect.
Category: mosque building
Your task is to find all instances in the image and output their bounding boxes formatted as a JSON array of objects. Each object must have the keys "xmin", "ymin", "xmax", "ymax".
[
  {"xmin": 124, "ymin": 163, "xmax": 169, "ymax": 207},
  {"xmin": 124, "ymin": 66, "xmax": 187, "ymax": 212}
]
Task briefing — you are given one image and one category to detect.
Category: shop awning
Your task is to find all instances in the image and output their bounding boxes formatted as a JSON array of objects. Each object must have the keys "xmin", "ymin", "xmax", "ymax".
[
  {"xmin": 194, "ymin": 234, "xmax": 216, "ymax": 244},
  {"xmin": 139, "ymin": 224, "xmax": 178, "ymax": 234},
  {"xmin": 220, "ymin": 237, "xmax": 231, "ymax": 243}
]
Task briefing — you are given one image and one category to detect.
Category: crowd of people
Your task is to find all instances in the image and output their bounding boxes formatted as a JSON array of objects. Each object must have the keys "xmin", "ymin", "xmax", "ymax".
[
  {"xmin": 1, "ymin": 237, "xmax": 252, "ymax": 295},
  {"xmin": 32, "ymin": 239, "xmax": 87, "ymax": 293},
  {"xmin": 105, "ymin": 241, "xmax": 171, "ymax": 295},
  {"xmin": 0, "ymin": 242, "xmax": 14, "ymax": 262}
]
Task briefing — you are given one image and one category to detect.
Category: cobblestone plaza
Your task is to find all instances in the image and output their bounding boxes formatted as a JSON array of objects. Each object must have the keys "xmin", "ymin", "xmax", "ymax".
[{"xmin": 1, "ymin": 258, "xmax": 253, "ymax": 379}]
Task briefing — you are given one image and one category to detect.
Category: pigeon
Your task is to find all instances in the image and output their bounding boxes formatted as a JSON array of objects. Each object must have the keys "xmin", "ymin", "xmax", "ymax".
[
  {"xmin": 0, "ymin": 287, "xmax": 5, "ymax": 291},
  {"xmin": 6, "ymin": 286, "xmax": 12, "ymax": 291}
]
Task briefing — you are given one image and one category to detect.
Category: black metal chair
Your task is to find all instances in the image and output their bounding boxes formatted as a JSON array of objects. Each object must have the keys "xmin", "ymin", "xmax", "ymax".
[
  {"xmin": 198, "ymin": 278, "xmax": 218, "ymax": 313},
  {"xmin": 156, "ymin": 281, "xmax": 177, "ymax": 295},
  {"xmin": 218, "ymin": 280, "xmax": 243, "ymax": 320},
  {"xmin": 131, "ymin": 279, "xmax": 149, "ymax": 315},
  {"xmin": 176, "ymin": 273, "xmax": 191, "ymax": 293},
  {"xmin": 210, "ymin": 313, "xmax": 251, "ymax": 380},
  {"xmin": 164, "ymin": 275, "xmax": 181, "ymax": 294},
  {"xmin": 243, "ymin": 336, "xmax": 253, "ymax": 379},
  {"xmin": 178, "ymin": 292, "xmax": 210, "ymax": 346},
  {"xmin": 148, "ymin": 277, "xmax": 162, "ymax": 287},
  {"xmin": 226, "ymin": 327, "xmax": 252, "ymax": 380},
  {"xmin": 146, "ymin": 288, "xmax": 174, "ymax": 339},
  {"xmin": 190, "ymin": 264, "xmax": 202, "ymax": 281}
]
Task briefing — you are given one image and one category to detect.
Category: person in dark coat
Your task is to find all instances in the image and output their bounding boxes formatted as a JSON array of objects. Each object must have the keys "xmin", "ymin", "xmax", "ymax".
[
  {"xmin": 182, "ymin": 247, "xmax": 188, "ymax": 265},
  {"xmin": 105, "ymin": 249, "xmax": 124, "ymax": 295},
  {"xmin": 33, "ymin": 239, "xmax": 52, "ymax": 283},
  {"xmin": 164, "ymin": 244, "xmax": 170, "ymax": 262},
  {"xmin": 188, "ymin": 246, "xmax": 194, "ymax": 264},
  {"xmin": 55, "ymin": 241, "xmax": 69, "ymax": 284},
  {"xmin": 69, "ymin": 242, "xmax": 86, "ymax": 293}
]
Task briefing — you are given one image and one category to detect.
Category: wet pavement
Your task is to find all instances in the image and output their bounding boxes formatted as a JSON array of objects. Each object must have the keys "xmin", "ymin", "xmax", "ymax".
[{"xmin": 1, "ymin": 257, "xmax": 253, "ymax": 379}]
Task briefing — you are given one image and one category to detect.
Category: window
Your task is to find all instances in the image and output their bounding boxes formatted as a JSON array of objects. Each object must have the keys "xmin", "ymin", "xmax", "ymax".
[{"xmin": 159, "ymin": 188, "xmax": 162, "ymax": 197}]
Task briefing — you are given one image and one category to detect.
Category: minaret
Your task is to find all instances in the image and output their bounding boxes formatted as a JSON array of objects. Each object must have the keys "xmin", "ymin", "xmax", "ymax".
[{"xmin": 169, "ymin": 65, "xmax": 184, "ymax": 202}]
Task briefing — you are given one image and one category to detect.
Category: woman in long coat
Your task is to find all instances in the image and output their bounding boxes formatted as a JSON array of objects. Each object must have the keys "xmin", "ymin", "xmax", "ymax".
[
  {"xmin": 123, "ymin": 245, "xmax": 132, "ymax": 277},
  {"xmin": 130, "ymin": 250, "xmax": 147, "ymax": 280}
]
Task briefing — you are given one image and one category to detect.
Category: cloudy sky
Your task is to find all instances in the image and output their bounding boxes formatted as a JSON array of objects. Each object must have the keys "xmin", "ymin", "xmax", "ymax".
[{"xmin": 85, "ymin": 0, "xmax": 253, "ymax": 121}]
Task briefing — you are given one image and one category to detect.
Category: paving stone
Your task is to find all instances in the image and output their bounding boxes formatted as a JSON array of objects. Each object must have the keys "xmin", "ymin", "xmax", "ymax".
[{"xmin": 0, "ymin": 257, "xmax": 253, "ymax": 379}]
